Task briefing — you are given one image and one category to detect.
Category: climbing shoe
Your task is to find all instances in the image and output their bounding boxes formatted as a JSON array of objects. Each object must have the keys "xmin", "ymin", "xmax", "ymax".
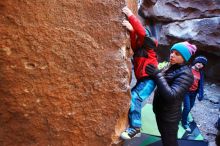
[{"xmin": 120, "ymin": 127, "xmax": 141, "ymax": 140}]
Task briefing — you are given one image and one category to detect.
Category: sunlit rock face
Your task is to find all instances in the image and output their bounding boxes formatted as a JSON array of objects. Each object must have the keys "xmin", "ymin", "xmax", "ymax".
[
  {"xmin": 139, "ymin": 0, "xmax": 220, "ymax": 81},
  {"xmin": 0, "ymin": 0, "xmax": 136, "ymax": 145}
]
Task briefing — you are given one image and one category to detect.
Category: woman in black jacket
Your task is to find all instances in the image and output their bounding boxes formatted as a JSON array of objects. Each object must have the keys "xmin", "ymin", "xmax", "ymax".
[{"xmin": 146, "ymin": 42, "xmax": 197, "ymax": 146}]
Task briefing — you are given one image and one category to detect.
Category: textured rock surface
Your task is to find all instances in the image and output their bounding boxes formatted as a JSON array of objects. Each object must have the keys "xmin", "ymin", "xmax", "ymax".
[
  {"xmin": 140, "ymin": 0, "xmax": 220, "ymax": 21},
  {"xmin": 159, "ymin": 17, "xmax": 220, "ymax": 55},
  {"xmin": 139, "ymin": 0, "xmax": 220, "ymax": 81},
  {"xmin": 0, "ymin": 0, "xmax": 135, "ymax": 146}
]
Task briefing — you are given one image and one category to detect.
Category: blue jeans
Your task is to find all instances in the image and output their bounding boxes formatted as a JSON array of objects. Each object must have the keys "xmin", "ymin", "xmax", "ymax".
[
  {"xmin": 129, "ymin": 79, "xmax": 156, "ymax": 128},
  {"xmin": 182, "ymin": 92, "xmax": 197, "ymax": 125}
]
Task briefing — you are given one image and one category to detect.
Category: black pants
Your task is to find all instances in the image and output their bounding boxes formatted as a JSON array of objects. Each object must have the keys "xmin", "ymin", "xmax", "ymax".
[{"xmin": 156, "ymin": 116, "xmax": 179, "ymax": 146}]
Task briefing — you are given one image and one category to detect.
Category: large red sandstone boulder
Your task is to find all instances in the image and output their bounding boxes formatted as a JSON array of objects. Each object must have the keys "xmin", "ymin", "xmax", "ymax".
[{"xmin": 0, "ymin": 1, "xmax": 136, "ymax": 145}]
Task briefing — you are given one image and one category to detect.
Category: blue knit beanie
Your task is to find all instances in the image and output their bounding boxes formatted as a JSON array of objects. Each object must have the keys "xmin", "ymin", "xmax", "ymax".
[
  {"xmin": 193, "ymin": 56, "xmax": 208, "ymax": 66},
  {"xmin": 170, "ymin": 42, "xmax": 197, "ymax": 62}
]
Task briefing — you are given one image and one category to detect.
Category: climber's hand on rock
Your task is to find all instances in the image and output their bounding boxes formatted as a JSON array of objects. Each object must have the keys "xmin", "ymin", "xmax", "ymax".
[
  {"xmin": 122, "ymin": 20, "xmax": 134, "ymax": 31},
  {"xmin": 122, "ymin": 6, "xmax": 133, "ymax": 17}
]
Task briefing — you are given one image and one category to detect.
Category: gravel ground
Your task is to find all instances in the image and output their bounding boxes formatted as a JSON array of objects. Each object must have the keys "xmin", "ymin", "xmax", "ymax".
[{"xmin": 191, "ymin": 82, "xmax": 220, "ymax": 146}]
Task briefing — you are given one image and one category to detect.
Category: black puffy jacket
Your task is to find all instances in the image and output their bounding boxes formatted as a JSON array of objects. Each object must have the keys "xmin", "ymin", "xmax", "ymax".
[{"xmin": 153, "ymin": 64, "xmax": 193, "ymax": 122}]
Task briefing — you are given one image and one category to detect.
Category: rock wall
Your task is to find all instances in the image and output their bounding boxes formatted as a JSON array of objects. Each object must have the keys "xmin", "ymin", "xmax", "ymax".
[
  {"xmin": 0, "ymin": 0, "xmax": 136, "ymax": 145},
  {"xmin": 139, "ymin": 0, "xmax": 220, "ymax": 81}
]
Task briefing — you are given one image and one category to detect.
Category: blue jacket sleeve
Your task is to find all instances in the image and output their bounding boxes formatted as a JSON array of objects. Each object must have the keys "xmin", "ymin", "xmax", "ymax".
[{"xmin": 197, "ymin": 71, "xmax": 204, "ymax": 101}]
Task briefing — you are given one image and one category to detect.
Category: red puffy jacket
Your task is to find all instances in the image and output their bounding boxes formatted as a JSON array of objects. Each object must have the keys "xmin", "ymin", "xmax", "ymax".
[{"xmin": 128, "ymin": 15, "xmax": 158, "ymax": 80}]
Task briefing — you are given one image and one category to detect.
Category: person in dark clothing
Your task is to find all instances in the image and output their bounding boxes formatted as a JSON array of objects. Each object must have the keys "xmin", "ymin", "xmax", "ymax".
[
  {"xmin": 216, "ymin": 131, "xmax": 220, "ymax": 146},
  {"xmin": 146, "ymin": 42, "xmax": 197, "ymax": 146},
  {"xmin": 215, "ymin": 116, "xmax": 220, "ymax": 146},
  {"xmin": 182, "ymin": 56, "xmax": 208, "ymax": 132}
]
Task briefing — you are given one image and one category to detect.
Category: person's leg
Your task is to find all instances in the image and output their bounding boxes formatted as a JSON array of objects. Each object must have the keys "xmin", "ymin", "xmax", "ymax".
[
  {"xmin": 216, "ymin": 131, "xmax": 220, "ymax": 146},
  {"xmin": 121, "ymin": 79, "xmax": 155, "ymax": 139},
  {"xmin": 182, "ymin": 93, "xmax": 190, "ymax": 126},
  {"xmin": 129, "ymin": 88, "xmax": 142, "ymax": 128},
  {"xmin": 182, "ymin": 93, "xmax": 192, "ymax": 132},
  {"xmin": 135, "ymin": 79, "xmax": 155, "ymax": 102},
  {"xmin": 129, "ymin": 79, "xmax": 156, "ymax": 128},
  {"xmin": 189, "ymin": 92, "xmax": 197, "ymax": 110},
  {"xmin": 185, "ymin": 92, "xmax": 197, "ymax": 123},
  {"xmin": 156, "ymin": 117, "xmax": 179, "ymax": 146},
  {"xmin": 161, "ymin": 122, "xmax": 179, "ymax": 146},
  {"xmin": 155, "ymin": 115, "xmax": 163, "ymax": 134},
  {"xmin": 120, "ymin": 83, "xmax": 142, "ymax": 140}
]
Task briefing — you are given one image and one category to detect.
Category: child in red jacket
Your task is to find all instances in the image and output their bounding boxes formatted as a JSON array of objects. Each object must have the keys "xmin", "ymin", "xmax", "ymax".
[
  {"xmin": 182, "ymin": 56, "xmax": 208, "ymax": 132},
  {"xmin": 121, "ymin": 6, "xmax": 158, "ymax": 139}
]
